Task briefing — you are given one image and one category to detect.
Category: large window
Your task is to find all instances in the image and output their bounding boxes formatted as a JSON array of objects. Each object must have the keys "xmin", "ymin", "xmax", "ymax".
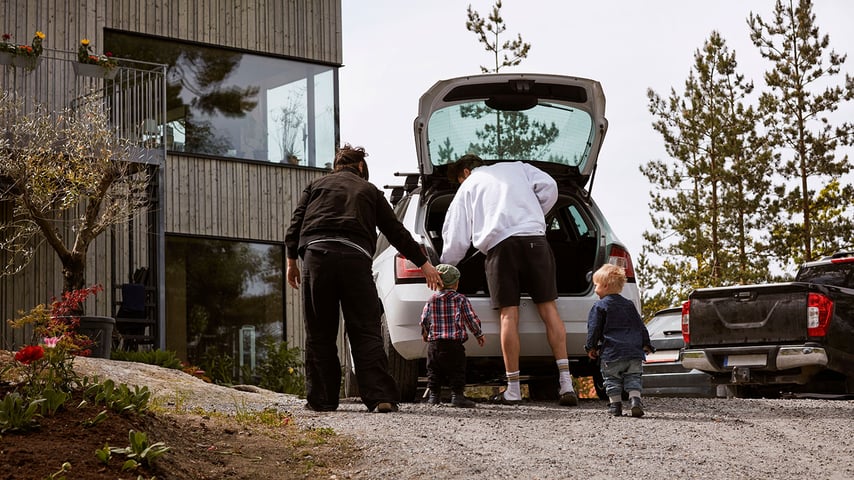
[
  {"xmin": 106, "ymin": 31, "xmax": 337, "ymax": 166},
  {"xmin": 165, "ymin": 236, "xmax": 284, "ymax": 382}
]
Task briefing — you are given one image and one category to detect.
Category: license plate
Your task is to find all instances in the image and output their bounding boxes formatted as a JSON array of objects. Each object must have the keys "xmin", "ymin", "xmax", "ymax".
[{"xmin": 724, "ymin": 354, "xmax": 766, "ymax": 367}]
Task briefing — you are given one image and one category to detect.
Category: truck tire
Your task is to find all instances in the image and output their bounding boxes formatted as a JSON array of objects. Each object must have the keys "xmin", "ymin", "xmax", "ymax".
[{"xmin": 381, "ymin": 314, "xmax": 420, "ymax": 402}]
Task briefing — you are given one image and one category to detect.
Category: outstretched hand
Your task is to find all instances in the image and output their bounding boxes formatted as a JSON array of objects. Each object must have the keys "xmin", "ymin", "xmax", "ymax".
[{"xmin": 421, "ymin": 262, "xmax": 443, "ymax": 290}]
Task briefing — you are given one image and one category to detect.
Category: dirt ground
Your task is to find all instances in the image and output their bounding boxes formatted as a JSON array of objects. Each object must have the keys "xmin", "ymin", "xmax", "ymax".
[{"xmin": 3, "ymin": 354, "xmax": 853, "ymax": 480}]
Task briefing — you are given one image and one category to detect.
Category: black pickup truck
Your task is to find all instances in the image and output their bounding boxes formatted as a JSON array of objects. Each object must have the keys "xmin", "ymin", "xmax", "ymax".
[{"xmin": 680, "ymin": 252, "xmax": 854, "ymax": 397}]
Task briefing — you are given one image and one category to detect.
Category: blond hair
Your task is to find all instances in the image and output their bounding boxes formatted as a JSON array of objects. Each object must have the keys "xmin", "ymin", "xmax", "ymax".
[{"xmin": 592, "ymin": 263, "xmax": 626, "ymax": 295}]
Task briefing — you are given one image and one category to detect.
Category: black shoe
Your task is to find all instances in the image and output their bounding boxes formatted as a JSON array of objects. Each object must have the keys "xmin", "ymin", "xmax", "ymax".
[
  {"xmin": 558, "ymin": 391, "xmax": 578, "ymax": 406},
  {"xmin": 426, "ymin": 389, "xmax": 442, "ymax": 405},
  {"xmin": 451, "ymin": 392, "xmax": 476, "ymax": 408},
  {"xmin": 488, "ymin": 392, "xmax": 523, "ymax": 405},
  {"xmin": 608, "ymin": 402, "xmax": 622, "ymax": 417},
  {"xmin": 305, "ymin": 402, "xmax": 337, "ymax": 412},
  {"xmin": 376, "ymin": 402, "xmax": 399, "ymax": 413},
  {"xmin": 630, "ymin": 397, "xmax": 644, "ymax": 417}
]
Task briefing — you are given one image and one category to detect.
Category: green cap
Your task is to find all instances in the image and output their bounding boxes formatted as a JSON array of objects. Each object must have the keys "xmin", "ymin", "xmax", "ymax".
[{"xmin": 436, "ymin": 264, "xmax": 461, "ymax": 287}]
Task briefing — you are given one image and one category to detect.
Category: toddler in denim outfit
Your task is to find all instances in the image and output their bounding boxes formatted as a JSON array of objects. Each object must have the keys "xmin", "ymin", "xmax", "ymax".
[{"xmin": 584, "ymin": 264, "xmax": 653, "ymax": 417}]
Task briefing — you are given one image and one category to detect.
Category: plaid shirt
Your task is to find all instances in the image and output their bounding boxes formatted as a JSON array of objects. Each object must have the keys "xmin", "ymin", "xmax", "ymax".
[{"xmin": 420, "ymin": 290, "xmax": 483, "ymax": 342}]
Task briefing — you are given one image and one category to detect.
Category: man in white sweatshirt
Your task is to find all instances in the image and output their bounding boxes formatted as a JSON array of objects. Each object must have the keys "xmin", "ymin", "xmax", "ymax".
[{"xmin": 440, "ymin": 154, "xmax": 578, "ymax": 406}]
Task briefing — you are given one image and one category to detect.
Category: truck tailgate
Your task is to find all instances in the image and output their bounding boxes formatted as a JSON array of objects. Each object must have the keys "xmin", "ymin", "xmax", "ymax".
[{"xmin": 689, "ymin": 283, "xmax": 810, "ymax": 346}]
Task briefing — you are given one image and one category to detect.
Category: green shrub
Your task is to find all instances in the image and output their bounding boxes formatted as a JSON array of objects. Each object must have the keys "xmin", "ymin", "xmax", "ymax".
[{"xmin": 257, "ymin": 339, "xmax": 305, "ymax": 395}]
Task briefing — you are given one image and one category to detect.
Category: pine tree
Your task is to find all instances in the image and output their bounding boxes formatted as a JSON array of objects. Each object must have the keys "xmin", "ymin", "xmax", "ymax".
[
  {"xmin": 641, "ymin": 31, "xmax": 772, "ymax": 302},
  {"xmin": 465, "ymin": 0, "xmax": 530, "ymax": 74},
  {"xmin": 749, "ymin": 0, "xmax": 854, "ymax": 264}
]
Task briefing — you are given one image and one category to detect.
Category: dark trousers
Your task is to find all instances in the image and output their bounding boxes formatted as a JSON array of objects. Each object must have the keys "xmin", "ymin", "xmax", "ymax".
[
  {"xmin": 426, "ymin": 339, "xmax": 467, "ymax": 393},
  {"xmin": 302, "ymin": 245, "xmax": 400, "ymax": 410}
]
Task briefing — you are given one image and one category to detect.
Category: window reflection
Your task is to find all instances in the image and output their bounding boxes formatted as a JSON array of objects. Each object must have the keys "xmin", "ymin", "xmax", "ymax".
[
  {"xmin": 106, "ymin": 31, "xmax": 337, "ymax": 166},
  {"xmin": 165, "ymin": 236, "xmax": 284, "ymax": 382}
]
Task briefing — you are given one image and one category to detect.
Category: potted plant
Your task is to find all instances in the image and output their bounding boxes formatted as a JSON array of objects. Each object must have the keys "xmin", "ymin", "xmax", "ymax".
[
  {"xmin": 0, "ymin": 94, "xmax": 151, "ymax": 309},
  {"xmin": 0, "ymin": 31, "xmax": 45, "ymax": 71},
  {"xmin": 73, "ymin": 37, "xmax": 118, "ymax": 79}
]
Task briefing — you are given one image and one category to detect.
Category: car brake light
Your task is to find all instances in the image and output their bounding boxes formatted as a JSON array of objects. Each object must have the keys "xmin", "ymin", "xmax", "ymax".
[
  {"xmin": 681, "ymin": 300, "xmax": 691, "ymax": 344},
  {"xmin": 807, "ymin": 293, "xmax": 833, "ymax": 337},
  {"xmin": 394, "ymin": 253, "xmax": 425, "ymax": 284},
  {"xmin": 607, "ymin": 245, "xmax": 635, "ymax": 280}
]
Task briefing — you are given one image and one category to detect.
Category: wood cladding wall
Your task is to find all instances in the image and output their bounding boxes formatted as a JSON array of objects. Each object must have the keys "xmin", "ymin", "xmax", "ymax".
[{"xmin": 1, "ymin": 1, "xmax": 341, "ymax": 352}]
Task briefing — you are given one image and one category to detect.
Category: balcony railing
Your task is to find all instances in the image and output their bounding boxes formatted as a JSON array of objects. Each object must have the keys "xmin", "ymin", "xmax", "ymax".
[{"xmin": 0, "ymin": 48, "xmax": 168, "ymax": 165}]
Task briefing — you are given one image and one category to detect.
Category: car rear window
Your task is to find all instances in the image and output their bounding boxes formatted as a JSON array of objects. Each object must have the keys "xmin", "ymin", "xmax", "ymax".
[{"xmin": 426, "ymin": 101, "xmax": 594, "ymax": 168}]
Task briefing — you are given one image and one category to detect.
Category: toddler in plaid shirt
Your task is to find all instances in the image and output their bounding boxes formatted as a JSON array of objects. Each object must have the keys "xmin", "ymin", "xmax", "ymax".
[{"xmin": 420, "ymin": 264, "xmax": 485, "ymax": 407}]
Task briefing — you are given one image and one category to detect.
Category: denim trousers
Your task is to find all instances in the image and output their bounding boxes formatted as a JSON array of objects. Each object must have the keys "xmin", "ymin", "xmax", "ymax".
[{"xmin": 600, "ymin": 358, "xmax": 643, "ymax": 398}]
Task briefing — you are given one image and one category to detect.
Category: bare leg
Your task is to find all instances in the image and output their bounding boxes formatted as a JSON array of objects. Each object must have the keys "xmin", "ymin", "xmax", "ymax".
[
  {"xmin": 499, "ymin": 306, "xmax": 520, "ymax": 371},
  {"xmin": 536, "ymin": 300, "xmax": 568, "ymax": 359}
]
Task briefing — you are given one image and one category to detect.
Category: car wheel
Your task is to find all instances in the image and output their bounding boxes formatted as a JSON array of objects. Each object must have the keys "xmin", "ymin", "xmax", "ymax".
[
  {"xmin": 591, "ymin": 367, "xmax": 608, "ymax": 400},
  {"xmin": 381, "ymin": 315, "xmax": 420, "ymax": 403},
  {"xmin": 528, "ymin": 377, "xmax": 559, "ymax": 401},
  {"xmin": 342, "ymin": 335, "xmax": 359, "ymax": 398}
]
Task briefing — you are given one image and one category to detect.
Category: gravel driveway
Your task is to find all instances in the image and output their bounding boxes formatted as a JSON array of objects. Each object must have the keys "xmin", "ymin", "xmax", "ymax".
[{"xmin": 74, "ymin": 357, "xmax": 853, "ymax": 480}]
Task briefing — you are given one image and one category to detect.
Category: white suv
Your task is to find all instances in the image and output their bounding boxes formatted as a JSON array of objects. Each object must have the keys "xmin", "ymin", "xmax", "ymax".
[{"xmin": 346, "ymin": 73, "xmax": 640, "ymax": 402}]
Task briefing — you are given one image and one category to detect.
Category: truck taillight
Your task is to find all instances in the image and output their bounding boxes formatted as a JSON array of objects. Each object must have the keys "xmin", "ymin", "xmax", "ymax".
[
  {"xmin": 394, "ymin": 253, "xmax": 425, "ymax": 283},
  {"xmin": 807, "ymin": 293, "xmax": 833, "ymax": 337},
  {"xmin": 607, "ymin": 245, "xmax": 635, "ymax": 280},
  {"xmin": 681, "ymin": 300, "xmax": 691, "ymax": 344}
]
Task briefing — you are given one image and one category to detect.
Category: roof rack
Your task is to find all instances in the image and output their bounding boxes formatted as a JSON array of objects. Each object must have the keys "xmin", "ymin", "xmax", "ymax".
[{"xmin": 384, "ymin": 172, "xmax": 420, "ymax": 206}]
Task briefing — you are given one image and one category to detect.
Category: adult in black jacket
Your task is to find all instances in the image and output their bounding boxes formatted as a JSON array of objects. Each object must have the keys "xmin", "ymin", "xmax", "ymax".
[{"xmin": 285, "ymin": 144, "xmax": 441, "ymax": 413}]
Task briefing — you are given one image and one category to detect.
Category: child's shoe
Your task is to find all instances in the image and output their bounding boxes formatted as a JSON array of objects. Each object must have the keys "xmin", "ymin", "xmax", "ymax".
[
  {"xmin": 608, "ymin": 402, "xmax": 622, "ymax": 417},
  {"xmin": 630, "ymin": 397, "xmax": 644, "ymax": 417}
]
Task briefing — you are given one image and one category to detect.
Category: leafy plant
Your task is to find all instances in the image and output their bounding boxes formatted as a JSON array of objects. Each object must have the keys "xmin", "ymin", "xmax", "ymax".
[
  {"xmin": 95, "ymin": 443, "xmax": 112, "ymax": 464},
  {"xmin": 200, "ymin": 349, "xmax": 234, "ymax": 385},
  {"xmin": 110, "ymin": 429, "xmax": 170, "ymax": 468},
  {"xmin": 37, "ymin": 388, "xmax": 70, "ymax": 416},
  {"xmin": 77, "ymin": 38, "xmax": 117, "ymax": 71},
  {"xmin": 0, "ymin": 392, "xmax": 43, "ymax": 433},
  {"xmin": 257, "ymin": 339, "xmax": 305, "ymax": 395},
  {"xmin": 83, "ymin": 379, "xmax": 151, "ymax": 414}
]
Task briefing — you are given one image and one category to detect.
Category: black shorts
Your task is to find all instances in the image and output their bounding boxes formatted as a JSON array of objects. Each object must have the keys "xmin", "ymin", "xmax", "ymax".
[{"xmin": 484, "ymin": 235, "xmax": 558, "ymax": 308}]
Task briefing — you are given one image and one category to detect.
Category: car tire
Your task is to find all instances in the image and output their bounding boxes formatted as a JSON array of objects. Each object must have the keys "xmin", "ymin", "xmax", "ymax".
[
  {"xmin": 592, "ymin": 367, "xmax": 608, "ymax": 400},
  {"xmin": 381, "ymin": 315, "xmax": 420, "ymax": 403},
  {"xmin": 342, "ymin": 336, "xmax": 359, "ymax": 398}
]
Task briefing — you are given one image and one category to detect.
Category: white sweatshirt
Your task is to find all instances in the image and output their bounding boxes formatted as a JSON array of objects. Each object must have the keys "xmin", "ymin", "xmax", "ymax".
[{"xmin": 440, "ymin": 162, "xmax": 558, "ymax": 266}]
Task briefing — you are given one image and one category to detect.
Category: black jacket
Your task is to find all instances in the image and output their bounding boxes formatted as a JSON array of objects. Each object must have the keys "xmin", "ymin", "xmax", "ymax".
[{"xmin": 285, "ymin": 169, "xmax": 427, "ymax": 267}]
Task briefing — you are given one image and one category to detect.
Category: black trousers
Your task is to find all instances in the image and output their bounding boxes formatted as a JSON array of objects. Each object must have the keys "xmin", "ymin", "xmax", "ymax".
[
  {"xmin": 301, "ymin": 244, "xmax": 399, "ymax": 410},
  {"xmin": 426, "ymin": 339, "xmax": 467, "ymax": 393}
]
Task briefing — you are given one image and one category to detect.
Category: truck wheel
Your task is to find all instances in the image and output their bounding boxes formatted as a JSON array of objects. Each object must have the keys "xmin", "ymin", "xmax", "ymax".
[{"xmin": 382, "ymin": 315, "xmax": 420, "ymax": 402}]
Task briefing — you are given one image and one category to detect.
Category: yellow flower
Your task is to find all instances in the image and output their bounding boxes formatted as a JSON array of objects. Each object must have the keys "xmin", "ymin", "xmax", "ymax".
[
  {"xmin": 288, "ymin": 367, "xmax": 294, "ymax": 374},
  {"xmin": 35, "ymin": 31, "xmax": 45, "ymax": 39},
  {"xmin": 81, "ymin": 38, "xmax": 89, "ymax": 46}
]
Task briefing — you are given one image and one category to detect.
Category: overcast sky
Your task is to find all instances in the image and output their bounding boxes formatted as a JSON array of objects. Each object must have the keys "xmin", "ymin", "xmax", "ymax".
[{"xmin": 339, "ymin": 1, "xmax": 854, "ymax": 259}]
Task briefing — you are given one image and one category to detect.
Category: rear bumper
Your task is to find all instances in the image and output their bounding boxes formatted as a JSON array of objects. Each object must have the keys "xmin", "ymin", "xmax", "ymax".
[{"xmin": 682, "ymin": 345, "xmax": 829, "ymax": 372}]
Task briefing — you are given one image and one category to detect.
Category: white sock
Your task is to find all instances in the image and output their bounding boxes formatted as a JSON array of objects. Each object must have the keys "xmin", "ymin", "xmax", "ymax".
[
  {"xmin": 504, "ymin": 371, "xmax": 522, "ymax": 400},
  {"xmin": 556, "ymin": 359, "xmax": 574, "ymax": 394},
  {"xmin": 609, "ymin": 395, "xmax": 622, "ymax": 404},
  {"xmin": 628, "ymin": 390, "xmax": 641, "ymax": 399}
]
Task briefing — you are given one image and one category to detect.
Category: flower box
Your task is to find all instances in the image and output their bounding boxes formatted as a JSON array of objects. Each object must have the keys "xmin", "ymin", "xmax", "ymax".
[
  {"xmin": 72, "ymin": 61, "xmax": 118, "ymax": 80},
  {"xmin": 0, "ymin": 51, "xmax": 41, "ymax": 71}
]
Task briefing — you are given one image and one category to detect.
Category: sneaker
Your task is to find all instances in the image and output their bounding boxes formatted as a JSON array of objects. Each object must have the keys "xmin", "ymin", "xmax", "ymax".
[
  {"xmin": 558, "ymin": 391, "xmax": 578, "ymax": 406},
  {"xmin": 451, "ymin": 393, "xmax": 476, "ymax": 408},
  {"xmin": 608, "ymin": 402, "xmax": 622, "ymax": 417},
  {"xmin": 376, "ymin": 402, "xmax": 399, "ymax": 413},
  {"xmin": 630, "ymin": 397, "xmax": 644, "ymax": 417},
  {"xmin": 304, "ymin": 402, "xmax": 338, "ymax": 412}
]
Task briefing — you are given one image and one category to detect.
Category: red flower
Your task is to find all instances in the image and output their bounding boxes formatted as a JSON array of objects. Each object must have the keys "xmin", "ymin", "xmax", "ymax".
[{"xmin": 14, "ymin": 345, "xmax": 45, "ymax": 365}]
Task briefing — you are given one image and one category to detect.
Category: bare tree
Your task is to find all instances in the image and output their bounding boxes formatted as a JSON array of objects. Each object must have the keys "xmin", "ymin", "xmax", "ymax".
[{"xmin": 0, "ymin": 93, "xmax": 152, "ymax": 293}]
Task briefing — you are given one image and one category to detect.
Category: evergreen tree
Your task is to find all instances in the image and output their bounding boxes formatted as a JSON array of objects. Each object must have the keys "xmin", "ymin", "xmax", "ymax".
[
  {"xmin": 465, "ymin": 0, "xmax": 530, "ymax": 74},
  {"xmin": 749, "ymin": 0, "xmax": 854, "ymax": 264},
  {"xmin": 641, "ymin": 31, "xmax": 772, "ymax": 303}
]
